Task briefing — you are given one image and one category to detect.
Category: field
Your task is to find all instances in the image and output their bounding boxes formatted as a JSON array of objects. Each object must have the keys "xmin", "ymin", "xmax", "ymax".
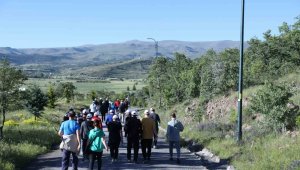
[{"xmin": 25, "ymin": 78, "xmax": 146, "ymax": 94}]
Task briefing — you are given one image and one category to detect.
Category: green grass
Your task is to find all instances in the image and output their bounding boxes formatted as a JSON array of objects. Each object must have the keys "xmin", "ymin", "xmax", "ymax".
[
  {"xmin": 25, "ymin": 78, "xmax": 146, "ymax": 94},
  {"xmin": 1, "ymin": 109, "xmax": 61, "ymax": 170}
]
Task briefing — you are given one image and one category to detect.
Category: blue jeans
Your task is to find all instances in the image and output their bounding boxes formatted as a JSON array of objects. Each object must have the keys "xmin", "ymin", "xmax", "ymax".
[
  {"xmin": 62, "ymin": 149, "xmax": 78, "ymax": 170},
  {"xmin": 169, "ymin": 141, "xmax": 180, "ymax": 159}
]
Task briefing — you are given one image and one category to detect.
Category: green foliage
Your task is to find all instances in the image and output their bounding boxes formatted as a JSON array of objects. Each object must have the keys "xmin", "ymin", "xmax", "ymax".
[
  {"xmin": 295, "ymin": 115, "xmax": 300, "ymax": 129},
  {"xmin": 132, "ymin": 84, "xmax": 136, "ymax": 91},
  {"xmin": 47, "ymin": 84, "xmax": 56, "ymax": 108},
  {"xmin": 24, "ymin": 85, "xmax": 48, "ymax": 119},
  {"xmin": 89, "ymin": 90, "xmax": 97, "ymax": 101},
  {"xmin": 229, "ymin": 107, "xmax": 237, "ymax": 124},
  {"xmin": 0, "ymin": 125, "xmax": 60, "ymax": 169},
  {"xmin": 0, "ymin": 59, "xmax": 27, "ymax": 139},
  {"xmin": 127, "ymin": 86, "xmax": 130, "ymax": 91},
  {"xmin": 249, "ymin": 82, "xmax": 298, "ymax": 132},
  {"xmin": 4, "ymin": 120, "xmax": 19, "ymax": 126},
  {"xmin": 62, "ymin": 82, "xmax": 76, "ymax": 103}
]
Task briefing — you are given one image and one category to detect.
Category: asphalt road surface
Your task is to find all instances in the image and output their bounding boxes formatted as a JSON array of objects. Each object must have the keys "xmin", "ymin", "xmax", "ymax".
[{"xmin": 25, "ymin": 123, "xmax": 226, "ymax": 170}]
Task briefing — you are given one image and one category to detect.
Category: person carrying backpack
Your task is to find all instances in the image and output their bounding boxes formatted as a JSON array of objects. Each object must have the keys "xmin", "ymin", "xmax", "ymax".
[{"xmin": 88, "ymin": 119, "xmax": 109, "ymax": 170}]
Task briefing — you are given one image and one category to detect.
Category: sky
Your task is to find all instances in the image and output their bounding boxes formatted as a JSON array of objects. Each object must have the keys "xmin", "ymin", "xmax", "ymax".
[{"xmin": 0, "ymin": 0, "xmax": 299, "ymax": 48}]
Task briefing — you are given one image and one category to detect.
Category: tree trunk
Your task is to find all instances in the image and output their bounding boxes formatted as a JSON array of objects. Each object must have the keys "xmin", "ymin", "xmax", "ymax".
[{"xmin": 0, "ymin": 107, "xmax": 5, "ymax": 140}]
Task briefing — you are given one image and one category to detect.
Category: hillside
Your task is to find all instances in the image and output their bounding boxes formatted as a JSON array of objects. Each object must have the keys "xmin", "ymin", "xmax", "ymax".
[
  {"xmin": 0, "ymin": 40, "xmax": 242, "ymax": 78},
  {"xmin": 63, "ymin": 58, "xmax": 153, "ymax": 79}
]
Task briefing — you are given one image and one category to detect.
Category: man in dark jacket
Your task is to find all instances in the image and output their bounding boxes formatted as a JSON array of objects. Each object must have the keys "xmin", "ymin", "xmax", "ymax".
[
  {"xmin": 107, "ymin": 115, "xmax": 122, "ymax": 162},
  {"xmin": 80, "ymin": 113, "xmax": 93, "ymax": 160},
  {"xmin": 149, "ymin": 108, "xmax": 161, "ymax": 149},
  {"xmin": 124, "ymin": 111, "xmax": 142, "ymax": 163}
]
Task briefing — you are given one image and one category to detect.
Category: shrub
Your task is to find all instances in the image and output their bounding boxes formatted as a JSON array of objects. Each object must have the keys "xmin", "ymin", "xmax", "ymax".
[
  {"xmin": 22, "ymin": 117, "xmax": 49, "ymax": 126},
  {"xmin": 249, "ymin": 82, "xmax": 298, "ymax": 132},
  {"xmin": 4, "ymin": 120, "xmax": 19, "ymax": 127}
]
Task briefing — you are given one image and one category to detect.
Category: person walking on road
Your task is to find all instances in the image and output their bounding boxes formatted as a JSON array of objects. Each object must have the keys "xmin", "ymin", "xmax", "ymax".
[
  {"xmin": 107, "ymin": 115, "xmax": 122, "ymax": 163},
  {"xmin": 141, "ymin": 110, "xmax": 156, "ymax": 163},
  {"xmin": 80, "ymin": 113, "xmax": 93, "ymax": 160},
  {"xmin": 88, "ymin": 119, "xmax": 109, "ymax": 170},
  {"xmin": 124, "ymin": 110, "xmax": 142, "ymax": 163},
  {"xmin": 149, "ymin": 108, "xmax": 160, "ymax": 149},
  {"xmin": 58, "ymin": 111, "xmax": 81, "ymax": 170},
  {"xmin": 166, "ymin": 113, "xmax": 184, "ymax": 164}
]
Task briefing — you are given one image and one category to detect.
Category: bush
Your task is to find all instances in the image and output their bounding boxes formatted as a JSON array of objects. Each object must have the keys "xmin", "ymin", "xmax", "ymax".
[
  {"xmin": 22, "ymin": 117, "xmax": 49, "ymax": 126},
  {"xmin": 249, "ymin": 82, "xmax": 298, "ymax": 132},
  {"xmin": 4, "ymin": 120, "xmax": 19, "ymax": 127}
]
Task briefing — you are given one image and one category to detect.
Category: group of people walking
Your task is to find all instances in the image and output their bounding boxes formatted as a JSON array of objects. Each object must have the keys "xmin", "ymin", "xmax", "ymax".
[{"xmin": 58, "ymin": 99, "xmax": 184, "ymax": 170}]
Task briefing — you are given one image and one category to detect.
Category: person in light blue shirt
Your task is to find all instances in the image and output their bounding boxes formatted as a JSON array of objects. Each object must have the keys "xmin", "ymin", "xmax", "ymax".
[
  {"xmin": 58, "ymin": 111, "xmax": 81, "ymax": 170},
  {"xmin": 166, "ymin": 113, "xmax": 184, "ymax": 164}
]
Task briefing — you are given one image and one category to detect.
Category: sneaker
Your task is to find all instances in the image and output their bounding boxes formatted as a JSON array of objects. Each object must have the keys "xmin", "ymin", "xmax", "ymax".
[
  {"xmin": 169, "ymin": 157, "xmax": 173, "ymax": 161},
  {"xmin": 153, "ymin": 145, "xmax": 157, "ymax": 149},
  {"xmin": 143, "ymin": 159, "xmax": 147, "ymax": 164},
  {"xmin": 127, "ymin": 159, "xmax": 131, "ymax": 163},
  {"xmin": 176, "ymin": 158, "xmax": 180, "ymax": 164},
  {"xmin": 111, "ymin": 159, "xmax": 114, "ymax": 163}
]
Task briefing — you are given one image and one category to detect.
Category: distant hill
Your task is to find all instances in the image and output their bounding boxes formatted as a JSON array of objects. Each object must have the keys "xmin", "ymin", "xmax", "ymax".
[{"xmin": 0, "ymin": 40, "xmax": 243, "ymax": 78}]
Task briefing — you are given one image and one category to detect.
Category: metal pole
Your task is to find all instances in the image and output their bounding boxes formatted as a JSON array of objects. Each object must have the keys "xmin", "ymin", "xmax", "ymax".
[
  {"xmin": 147, "ymin": 38, "xmax": 162, "ymax": 107},
  {"xmin": 237, "ymin": 0, "xmax": 245, "ymax": 142},
  {"xmin": 147, "ymin": 38, "xmax": 158, "ymax": 58}
]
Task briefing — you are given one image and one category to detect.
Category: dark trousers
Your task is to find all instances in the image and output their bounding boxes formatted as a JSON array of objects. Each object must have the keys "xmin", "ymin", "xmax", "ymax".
[
  {"xmin": 141, "ymin": 139, "xmax": 152, "ymax": 159},
  {"xmin": 101, "ymin": 113, "xmax": 106, "ymax": 122},
  {"xmin": 153, "ymin": 136, "xmax": 158, "ymax": 147},
  {"xmin": 62, "ymin": 149, "xmax": 78, "ymax": 170},
  {"xmin": 110, "ymin": 143, "xmax": 119, "ymax": 159},
  {"xmin": 89, "ymin": 151, "xmax": 103, "ymax": 170},
  {"xmin": 127, "ymin": 138, "xmax": 139, "ymax": 161},
  {"xmin": 81, "ymin": 139, "xmax": 88, "ymax": 158},
  {"xmin": 169, "ymin": 141, "xmax": 181, "ymax": 159}
]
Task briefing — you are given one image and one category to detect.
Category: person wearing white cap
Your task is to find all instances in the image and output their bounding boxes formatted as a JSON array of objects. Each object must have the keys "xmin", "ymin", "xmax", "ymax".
[
  {"xmin": 141, "ymin": 110, "xmax": 156, "ymax": 163},
  {"xmin": 105, "ymin": 110, "xmax": 115, "ymax": 127},
  {"xmin": 107, "ymin": 115, "xmax": 122, "ymax": 162},
  {"xmin": 80, "ymin": 113, "xmax": 94, "ymax": 160},
  {"xmin": 124, "ymin": 110, "xmax": 142, "ymax": 163}
]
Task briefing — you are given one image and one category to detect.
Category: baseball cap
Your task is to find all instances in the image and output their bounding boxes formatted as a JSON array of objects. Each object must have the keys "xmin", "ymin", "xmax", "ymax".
[
  {"xmin": 87, "ymin": 113, "xmax": 92, "ymax": 119},
  {"xmin": 113, "ymin": 115, "xmax": 118, "ymax": 120},
  {"xmin": 132, "ymin": 110, "xmax": 138, "ymax": 116}
]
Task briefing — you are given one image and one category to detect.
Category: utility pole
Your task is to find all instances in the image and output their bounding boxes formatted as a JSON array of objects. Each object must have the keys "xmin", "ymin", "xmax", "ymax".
[
  {"xmin": 147, "ymin": 38, "xmax": 162, "ymax": 108},
  {"xmin": 237, "ymin": 0, "xmax": 245, "ymax": 142}
]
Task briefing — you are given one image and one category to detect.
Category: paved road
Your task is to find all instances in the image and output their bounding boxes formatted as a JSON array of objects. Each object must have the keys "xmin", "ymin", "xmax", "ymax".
[{"xmin": 25, "ymin": 123, "xmax": 226, "ymax": 170}]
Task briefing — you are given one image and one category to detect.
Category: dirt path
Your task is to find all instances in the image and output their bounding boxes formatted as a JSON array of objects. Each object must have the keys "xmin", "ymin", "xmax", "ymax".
[{"xmin": 25, "ymin": 124, "xmax": 227, "ymax": 170}]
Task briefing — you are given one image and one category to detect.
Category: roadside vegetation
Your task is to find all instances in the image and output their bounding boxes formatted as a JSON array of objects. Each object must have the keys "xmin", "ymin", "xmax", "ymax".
[{"xmin": 150, "ymin": 17, "xmax": 300, "ymax": 169}]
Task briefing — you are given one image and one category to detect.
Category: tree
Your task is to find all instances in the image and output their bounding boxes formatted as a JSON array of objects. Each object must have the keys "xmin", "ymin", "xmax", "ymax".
[
  {"xmin": 62, "ymin": 82, "xmax": 76, "ymax": 103},
  {"xmin": 132, "ymin": 84, "xmax": 137, "ymax": 91},
  {"xmin": 0, "ymin": 59, "xmax": 27, "ymax": 139},
  {"xmin": 25, "ymin": 85, "xmax": 48, "ymax": 120},
  {"xmin": 127, "ymin": 86, "xmax": 130, "ymax": 91},
  {"xmin": 47, "ymin": 83, "xmax": 56, "ymax": 108}
]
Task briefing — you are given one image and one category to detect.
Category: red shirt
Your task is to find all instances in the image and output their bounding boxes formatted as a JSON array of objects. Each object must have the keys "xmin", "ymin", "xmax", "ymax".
[{"xmin": 114, "ymin": 100, "xmax": 120, "ymax": 107}]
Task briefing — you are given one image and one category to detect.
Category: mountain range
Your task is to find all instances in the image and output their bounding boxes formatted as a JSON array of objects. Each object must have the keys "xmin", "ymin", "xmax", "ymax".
[{"xmin": 0, "ymin": 40, "xmax": 243, "ymax": 78}]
